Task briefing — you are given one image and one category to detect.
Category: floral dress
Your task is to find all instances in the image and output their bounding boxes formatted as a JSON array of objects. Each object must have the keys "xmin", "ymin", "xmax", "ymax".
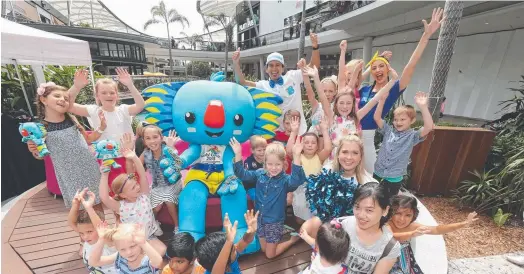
[
  {"xmin": 119, "ymin": 194, "xmax": 160, "ymax": 239},
  {"xmin": 325, "ymin": 116, "xmax": 358, "ymax": 166},
  {"xmin": 390, "ymin": 241, "xmax": 423, "ymax": 274}
]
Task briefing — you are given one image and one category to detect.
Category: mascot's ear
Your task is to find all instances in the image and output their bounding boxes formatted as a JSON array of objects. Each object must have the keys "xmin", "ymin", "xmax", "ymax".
[{"xmin": 210, "ymin": 71, "xmax": 226, "ymax": 82}]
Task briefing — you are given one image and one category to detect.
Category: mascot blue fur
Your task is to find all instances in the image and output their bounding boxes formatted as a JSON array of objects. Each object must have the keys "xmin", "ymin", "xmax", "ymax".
[{"xmin": 143, "ymin": 71, "xmax": 282, "ymax": 254}]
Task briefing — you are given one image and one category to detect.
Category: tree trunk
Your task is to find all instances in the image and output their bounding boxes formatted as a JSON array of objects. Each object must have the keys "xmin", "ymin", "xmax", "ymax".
[
  {"xmin": 297, "ymin": 0, "xmax": 307, "ymax": 62},
  {"xmin": 166, "ymin": 26, "xmax": 174, "ymax": 76},
  {"xmin": 428, "ymin": 0, "xmax": 464, "ymax": 122}
]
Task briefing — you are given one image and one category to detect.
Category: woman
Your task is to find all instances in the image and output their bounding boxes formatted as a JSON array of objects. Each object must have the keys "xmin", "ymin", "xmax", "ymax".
[
  {"xmin": 305, "ymin": 135, "xmax": 376, "ymax": 222},
  {"xmin": 359, "ymin": 8, "xmax": 444, "ymax": 173},
  {"xmin": 301, "ymin": 182, "xmax": 401, "ymax": 274}
]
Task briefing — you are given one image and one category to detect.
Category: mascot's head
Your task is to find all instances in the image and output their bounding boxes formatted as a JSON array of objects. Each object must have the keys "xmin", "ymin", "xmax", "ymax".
[
  {"xmin": 19, "ymin": 122, "xmax": 47, "ymax": 139},
  {"xmin": 143, "ymin": 72, "xmax": 282, "ymax": 145},
  {"xmin": 93, "ymin": 139, "xmax": 120, "ymax": 158}
]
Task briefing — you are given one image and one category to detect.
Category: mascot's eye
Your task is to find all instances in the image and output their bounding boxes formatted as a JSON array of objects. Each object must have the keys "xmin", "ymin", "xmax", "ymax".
[
  {"xmin": 233, "ymin": 114, "xmax": 243, "ymax": 126},
  {"xmin": 185, "ymin": 112, "xmax": 196, "ymax": 124}
]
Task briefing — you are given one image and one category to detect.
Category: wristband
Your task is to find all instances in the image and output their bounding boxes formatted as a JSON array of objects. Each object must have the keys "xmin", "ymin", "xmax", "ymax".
[
  {"xmin": 312, "ymin": 45, "xmax": 319, "ymax": 50},
  {"xmin": 96, "ymin": 127, "xmax": 104, "ymax": 134}
]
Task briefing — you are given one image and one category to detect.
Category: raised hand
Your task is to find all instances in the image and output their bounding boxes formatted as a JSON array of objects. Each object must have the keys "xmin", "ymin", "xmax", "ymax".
[
  {"xmin": 297, "ymin": 58, "xmax": 306, "ymax": 70},
  {"xmin": 122, "ymin": 148, "xmax": 137, "ymax": 160},
  {"xmin": 115, "ymin": 67, "xmax": 133, "ymax": 87},
  {"xmin": 290, "ymin": 116, "xmax": 300, "ymax": 133},
  {"xmin": 414, "ymin": 92, "xmax": 429, "ymax": 107},
  {"xmin": 132, "ymin": 224, "xmax": 147, "ymax": 245},
  {"xmin": 120, "ymin": 132, "xmax": 134, "ymax": 151},
  {"xmin": 232, "ymin": 47, "xmax": 241, "ymax": 64},
  {"xmin": 380, "ymin": 50, "xmax": 393, "ymax": 60},
  {"xmin": 73, "ymin": 69, "xmax": 89, "ymax": 90},
  {"xmin": 318, "ymin": 115, "xmax": 329, "ymax": 133},
  {"xmin": 163, "ymin": 129, "xmax": 178, "ymax": 148},
  {"xmin": 302, "ymin": 65, "xmax": 318, "ymax": 78},
  {"xmin": 223, "ymin": 213, "xmax": 238, "ymax": 242},
  {"xmin": 98, "ymin": 110, "xmax": 107, "ymax": 131},
  {"xmin": 423, "ymin": 7, "xmax": 445, "ymax": 36},
  {"xmin": 353, "ymin": 60, "xmax": 364, "ymax": 74},
  {"xmin": 310, "ymin": 32, "xmax": 318, "ymax": 47},
  {"xmin": 229, "ymin": 137, "xmax": 242, "ymax": 157},
  {"xmin": 292, "ymin": 135, "xmax": 303, "ymax": 157},
  {"xmin": 73, "ymin": 188, "xmax": 88, "ymax": 205},
  {"xmin": 81, "ymin": 190, "xmax": 96, "ymax": 209},
  {"xmin": 465, "ymin": 212, "xmax": 479, "ymax": 225},
  {"xmin": 244, "ymin": 210, "xmax": 259, "ymax": 234},
  {"xmin": 340, "ymin": 40, "xmax": 347, "ymax": 52},
  {"xmin": 96, "ymin": 221, "xmax": 110, "ymax": 241}
]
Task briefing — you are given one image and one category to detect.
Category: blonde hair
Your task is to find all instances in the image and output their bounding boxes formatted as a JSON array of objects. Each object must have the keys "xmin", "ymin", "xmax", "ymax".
[
  {"xmin": 250, "ymin": 135, "xmax": 267, "ymax": 149},
  {"xmin": 94, "ymin": 78, "xmax": 119, "ymax": 105},
  {"xmin": 321, "ymin": 75, "xmax": 338, "ymax": 90},
  {"xmin": 142, "ymin": 124, "xmax": 163, "ymax": 138},
  {"xmin": 393, "ymin": 105, "xmax": 417, "ymax": 120},
  {"xmin": 111, "ymin": 173, "xmax": 135, "ymax": 201},
  {"xmin": 332, "ymin": 135, "xmax": 364, "ymax": 184},
  {"xmin": 103, "ymin": 223, "xmax": 137, "ymax": 243},
  {"xmin": 284, "ymin": 109, "xmax": 301, "ymax": 122},
  {"xmin": 345, "ymin": 59, "xmax": 364, "ymax": 88},
  {"xmin": 264, "ymin": 142, "xmax": 287, "ymax": 170}
]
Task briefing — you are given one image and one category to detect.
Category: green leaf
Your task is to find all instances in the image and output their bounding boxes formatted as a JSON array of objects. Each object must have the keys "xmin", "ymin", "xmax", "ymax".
[{"xmin": 493, "ymin": 208, "xmax": 512, "ymax": 227}]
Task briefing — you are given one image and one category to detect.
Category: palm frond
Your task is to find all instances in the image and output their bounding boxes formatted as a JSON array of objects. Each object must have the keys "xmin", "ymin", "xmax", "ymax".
[
  {"xmin": 144, "ymin": 18, "xmax": 162, "ymax": 30},
  {"xmin": 168, "ymin": 10, "xmax": 190, "ymax": 28}
]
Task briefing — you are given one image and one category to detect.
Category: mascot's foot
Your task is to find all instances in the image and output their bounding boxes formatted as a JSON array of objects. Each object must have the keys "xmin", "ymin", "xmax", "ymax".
[
  {"xmin": 180, "ymin": 229, "xmax": 206, "ymax": 242},
  {"xmin": 235, "ymin": 227, "xmax": 260, "ymax": 255},
  {"xmin": 40, "ymin": 149, "xmax": 50, "ymax": 157}
]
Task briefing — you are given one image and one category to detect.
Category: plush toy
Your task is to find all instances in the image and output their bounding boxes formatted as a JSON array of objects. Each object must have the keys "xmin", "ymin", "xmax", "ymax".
[
  {"xmin": 19, "ymin": 122, "xmax": 50, "ymax": 157},
  {"xmin": 143, "ymin": 71, "xmax": 282, "ymax": 254},
  {"xmin": 159, "ymin": 145, "xmax": 183, "ymax": 184},
  {"xmin": 93, "ymin": 140, "xmax": 121, "ymax": 172}
]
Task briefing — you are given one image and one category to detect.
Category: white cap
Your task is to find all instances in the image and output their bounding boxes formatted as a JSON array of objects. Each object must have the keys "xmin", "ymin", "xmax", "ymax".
[{"xmin": 266, "ymin": 52, "xmax": 285, "ymax": 66}]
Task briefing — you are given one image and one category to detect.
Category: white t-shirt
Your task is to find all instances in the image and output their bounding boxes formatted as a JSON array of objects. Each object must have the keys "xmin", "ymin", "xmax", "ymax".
[
  {"xmin": 86, "ymin": 104, "xmax": 134, "ymax": 143},
  {"xmin": 340, "ymin": 216, "xmax": 401, "ymax": 274},
  {"xmin": 301, "ymin": 255, "xmax": 348, "ymax": 274},
  {"xmin": 256, "ymin": 69, "xmax": 307, "ymax": 135},
  {"xmin": 83, "ymin": 241, "xmax": 117, "ymax": 274}
]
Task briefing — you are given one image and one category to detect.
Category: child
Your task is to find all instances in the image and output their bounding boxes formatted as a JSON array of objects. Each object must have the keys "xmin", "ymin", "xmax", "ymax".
[
  {"xmin": 139, "ymin": 125, "xmax": 182, "ymax": 233},
  {"xmin": 135, "ymin": 121, "xmax": 146, "ymax": 157},
  {"xmin": 99, "ymin": 147, "xmax": 167, "ymax": 255},
  {"xmin": 388, "ymin": 195, "xmax": 478, "ymax": 274},
  {"xmin": 373, "ymin": 92, "xmax": 434, "ymax": 201},
  {"xmin": 300, "ymin": 222, "xmax": 350, "ymax": 274},
  {"xmin": 287, "ymin": 115, "xmax": 332, "ymax": 223},
  {"xmin": 163, "ymin": 232, "xmax": 205, "ymax": 274},
  {"xmin": 89, "ymin": 223, "xmax": 163, "ymax": 273},
  {"xmin": 230, "ymin": 137, "xmax": 306, "ymax": 259},
  {"xmin": 243, "ymin": 135, "xmax": 267, "ymax": 201},
  {"xmin": 195, "ymin": 210, "xmax": 258, "ymax": 273},
  {"xmin": 68, "ymin": 188, "xmax": 117, "ymax": 273},
  {"xmin": 232, "ymin": 34, "xmax": 320, "ymax": 136},
  {"xmin": 28, "ymin": 82, "xmax": 101, "ymax": 209},
  {"xmin": 308, "ymin": 75, "xmax": 338, "ymax": 140}
]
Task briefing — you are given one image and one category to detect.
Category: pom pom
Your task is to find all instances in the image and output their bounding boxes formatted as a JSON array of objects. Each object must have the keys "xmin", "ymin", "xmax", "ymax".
[{"xmin": 305, "ymin": 168, "xmax": 359, "ymax": 222}]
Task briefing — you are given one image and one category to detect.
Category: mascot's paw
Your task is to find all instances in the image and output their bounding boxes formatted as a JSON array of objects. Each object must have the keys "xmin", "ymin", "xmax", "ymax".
[
  {"xmin": 217, "ymin": 176, "xmax": 240, "ymax": 196},
  {"xmin": 39, "ymin": 148, "xmax": 50, "ymax": 157},
  {"xmin": 217, "ymin": 182, "xmax": 230, "ymax": 196}
]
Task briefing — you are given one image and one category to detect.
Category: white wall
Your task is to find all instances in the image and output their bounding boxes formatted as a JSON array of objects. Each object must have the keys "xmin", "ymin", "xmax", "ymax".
[
  {"xmin": 351, "ymin": 29, "xmax": 524, "ymax": 121},
  {"xmin": 259, "ymin": 0, "xmax": 319, "ymax": 36}
]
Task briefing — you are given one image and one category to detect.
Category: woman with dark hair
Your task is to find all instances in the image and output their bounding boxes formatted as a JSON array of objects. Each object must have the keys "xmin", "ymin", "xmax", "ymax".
[
  {"xmin": 358, "ymin": 8, "xmax": 445, "ymax": 174},
  {"xmin": 301, "ymin": 182, "xmax": 401, "ymax": 274}
]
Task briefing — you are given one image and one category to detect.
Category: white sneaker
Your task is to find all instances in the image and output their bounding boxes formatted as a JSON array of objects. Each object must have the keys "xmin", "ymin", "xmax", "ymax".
[{"xmin": 505, "ymin": 255, "xmax": 524, "ymax": 266}]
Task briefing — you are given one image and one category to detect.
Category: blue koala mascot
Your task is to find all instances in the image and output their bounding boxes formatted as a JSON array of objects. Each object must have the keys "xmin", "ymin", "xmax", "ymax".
[
  {"xmin": 93, "ymin": 140, "xmax": 121, "ymax": 172},
  {"xmin": 19, "ymin": 122, "xmax": 50, "ymax": 157}
]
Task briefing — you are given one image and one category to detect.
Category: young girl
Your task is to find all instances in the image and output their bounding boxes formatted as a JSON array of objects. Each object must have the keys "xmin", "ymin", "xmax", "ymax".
[
  {"xmin": 302, "ymin": 182, "xmax": 401, "ymax": 274},
  {"xmin": 139, "ymin": 124, "xmax": 182, "ymax": 233},
  {"xmin": 301, "ymin": 221, "xmax": 350, "ymax": 274},
  {"xmin": 90, "ymin": 223, "xmax": 163, "ymax": 274},
  {"xmin": 28, "ymin": 82, "xmax": 101, "ymax": 209},
  {"xmin": 302, "ymin": 66, "xmax": 397, "ymax": 167},
  {"xmin": 231, "ymin": 137, "xmax": 306, "ymax": 259},
  {"xmin": 99, "ymin": 147, "xmax": 167, "ymax": 255},
  {"xmin": 388, "ymin": 195, "xmax": 478, "ymax": 274},
  {"xmin": 305, "ymin": 135, "xmax": 376, "ymax": 222},
  {"xmin": 286, "ymin": 116, "xmax": 332, "ymax": 223},
  {"xmin": 135, "ymin": 121, "xmax": 146, "ymax": 157}
]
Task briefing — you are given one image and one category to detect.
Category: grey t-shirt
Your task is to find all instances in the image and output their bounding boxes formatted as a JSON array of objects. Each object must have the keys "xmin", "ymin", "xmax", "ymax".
[{"xmin": 340, "ymin": 216, "xmax": 401, "ymax": 274}]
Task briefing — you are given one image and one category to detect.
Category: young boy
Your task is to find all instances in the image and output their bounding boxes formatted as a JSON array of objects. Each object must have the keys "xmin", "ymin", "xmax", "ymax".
[
  {"xmin": 195, "ymin": 210, "xmax": 258, "ymax": 273},
  {"xmin": 162, "ymin": 232, "xmax": 205, "ymax": 274},
  {"xmin": 67, "ymin": 188, "xmax": 117, "ymax": 274},
  {"xmin": 373, "ymin": 92, "xmax": 434, "ymax": 201},
  {"xmin": 244, "ymin": 135, "xmax": 267, "ymax": 171},
  {"xmin": 232, "ymin": 33, "xmax": 320, "ymax": 136}
]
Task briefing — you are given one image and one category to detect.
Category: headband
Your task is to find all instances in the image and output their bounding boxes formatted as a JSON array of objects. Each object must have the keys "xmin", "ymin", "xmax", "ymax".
[
  {"xmin": 365, "ymin": 51, "xmax": 389, "ymax": 68},
  {"xmin": 330, "ymin": 218, "xmax": 342, "ymax": 229},
  {"xmin": 118, "ymin": 173, "xmax": 137, "ymax": 195},
  {"xmin": 37, "ymin": 82, "xmax": 56, "ymax": 95}
]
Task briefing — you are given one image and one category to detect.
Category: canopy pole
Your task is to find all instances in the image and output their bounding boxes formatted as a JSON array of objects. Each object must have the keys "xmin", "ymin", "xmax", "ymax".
[
  {"xmin": 89, "ymin": 66, "xmax": 96, "ymax": 90},
  {"xmin": 13, "ymin": 60, "xmax": 34, "ymax": 117}
]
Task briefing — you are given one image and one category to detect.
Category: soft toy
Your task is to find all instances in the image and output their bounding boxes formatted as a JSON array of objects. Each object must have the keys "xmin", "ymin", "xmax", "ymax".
[
  {"xmin": 93, "ymin": 140, "xmax": 121, "ymax": 172},
  {"xmin": 19, "ymin": 122, "xmax": 50, "ymax": 157},
  {"xmin": 159, "ymin": 145, "xmax": 183, "ymax": 184},
  {"xmin": 143, "ymin": 71, "xmax": 282, "ymax": 254}
]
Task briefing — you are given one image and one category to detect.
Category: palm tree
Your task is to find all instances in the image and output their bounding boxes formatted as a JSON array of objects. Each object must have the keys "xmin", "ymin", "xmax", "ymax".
[
  {"xmin": 180, "ymin": 32, "xmax": 204, "ymax": 50},
  {"xmin": 204, "ymin": 13, "xmax": 236, "ymax": 74},
  {"xmin": 428, "ymin": 0, "xmax": 464, "ymax": 122},
  {"xmin": 144, "ymin": 0, "xmax": 189, "ymax": 76}
]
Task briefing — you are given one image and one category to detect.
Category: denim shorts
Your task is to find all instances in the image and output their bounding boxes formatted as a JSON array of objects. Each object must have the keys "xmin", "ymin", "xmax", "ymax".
[{"xmin": 258, "ymin": 222, "xmax": 283, "ymax": 244}]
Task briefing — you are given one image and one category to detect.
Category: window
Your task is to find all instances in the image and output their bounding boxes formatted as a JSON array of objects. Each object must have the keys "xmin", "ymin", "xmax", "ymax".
[
  {"xmin": 125, "ymin": 45, "xmax": 131, "ymax": 59},
  {"xmin": 40, "ymin": 15, "xmax": 51, "ymax": 24},
  {"xmin": 130, "ymin": 45, "xmax": 136, "ymax": 59},
  {"xmin": 135, "ymin": 47, "xmax": 140, "ymax": 61},
  {"xmin": 118, "ymin": 44, "xmax": 126, "ymax": 58},
  {"xmin": 89, "ymin": 41, "xmax": 98, "ymax": 56},
  {"xmin": 109, "ymin": 43, "xmax": 118, "ymax": 57},
  {"xmin": 99, "ymin": 42, "xmax": 109, "ymax": 56},
  {"xmin": 141, "ymin": 48, "xmax": 146, "ymax": 61}
]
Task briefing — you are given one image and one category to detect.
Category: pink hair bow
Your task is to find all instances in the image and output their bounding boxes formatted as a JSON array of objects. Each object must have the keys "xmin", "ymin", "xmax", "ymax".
[
  {"xmin": 330, "ymin": 218, "xmax": 342, "ymax": 229},
  {"xmin": 36, "ymin": 82, "xmax": 56, "ymax": 95}
]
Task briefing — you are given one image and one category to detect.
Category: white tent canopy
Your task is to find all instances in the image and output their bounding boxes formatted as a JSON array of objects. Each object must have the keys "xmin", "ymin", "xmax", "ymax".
[{"xmin": 1, "ymin": 18, "xmax": 92, "ymax": 66}]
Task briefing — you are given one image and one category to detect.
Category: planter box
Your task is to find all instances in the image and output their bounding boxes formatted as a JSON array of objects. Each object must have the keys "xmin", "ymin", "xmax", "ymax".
[{"xmin": 409, "ymin": 126, "xmax": 496, "ymax": 196}]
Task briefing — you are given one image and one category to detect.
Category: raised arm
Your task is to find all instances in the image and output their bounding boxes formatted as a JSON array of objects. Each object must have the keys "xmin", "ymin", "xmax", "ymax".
[
  {"xmin": 286, "ymin": 116, "xmax": 300, "ymax": 157},
  {"xmin": 98, "ymin": 167, "xmax": 120, "ymax": 212},
  {"xmin": 373, "ymin": 97, "xmax": 386, "ymax": 129},
  {"xmin": 414, "ymin": 92, "xmax": 434, "ymax": 137},
  {"xmin": 308, "ymin": 33, "xmax": 320, "ymax": 69},
  {"xmin": 134, "ymin": 228, "xmax": 163, "ymax": 268},
  {"xmin": 427, "ymin": 212, "xmax": 478, "ymax": 235},
  {"xmin": 232, "ymin": 48, "xmax": 257, "ymax": 87},
  {"xmin": 357, "ymin": 74, "xmax": 398, "ymax": 120},
  {"xmin": 235, "ymin": 210, "xmax": 258, "ymax": 253},
  {"xmin": 116, "ymin": 67, "xmax": 145, "ymax": 115},
  {"xmin": 67, "ymin": 189, "xmax": 87, "ymax": 231},
  {"xmin": 337, "ymin": 40, "xmax": 348, "ymax": 89},
  {"xmin": 399, "ymin": 8, "xmax": 444, "ymax": 90},
  {"xmin": 287, "ymin": 137, "xmax": 307, "ymax": 191},
  {"xmin": 305, "ymin": 66, "xmax": 333, "ymax": 124},
  {"xmin": 68, "ymin": 69, "xmax": 91, "ymax": 117},
  {"xmin": 212, "ymin": 214, "xmax": 237, "ymax": 274},
  {"xmin": 230, "ymin": 138, "xmax": 258, "ymax": 183},
  {"xmin": 89, "ymin": 223, "xmax": 118, "ymax": 267},
  {"xmin": 122, "ymin": 147, "xmax": 149, "ymax": 196},
  {"xmin": 317, "ymin": 116, "xmax": 333, "ymax": 162},
  {"xmin": 302, "ymin": 69, "xmax": 318, "ymax": 114},
  {"xmin": 81, "ymin": 190, "xmax": 104, "ymax": 228}
]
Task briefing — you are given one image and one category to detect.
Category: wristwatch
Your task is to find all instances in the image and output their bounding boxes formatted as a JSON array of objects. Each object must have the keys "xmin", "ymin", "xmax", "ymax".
[
  {"xmin": 96, "ymin": 127, "xmax": 104, "ymax": 134},
  {"xmin": 312, "ymin": 45, "xmax": 319, "ymax": 50}
]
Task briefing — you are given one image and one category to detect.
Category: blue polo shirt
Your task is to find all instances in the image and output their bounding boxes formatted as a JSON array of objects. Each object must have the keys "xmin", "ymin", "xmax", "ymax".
[
  {"xmin": 233, "ymin": 161, "xmax": 306, "ymax": 224},
  {"xmin": 358, "ymin": 80, "xmax": 405, "ymax": 130}
]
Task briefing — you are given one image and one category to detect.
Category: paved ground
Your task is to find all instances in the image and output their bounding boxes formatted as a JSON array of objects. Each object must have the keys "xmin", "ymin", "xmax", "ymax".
[{"xmin": 449, "ymin": 252, "xmax": 524, "ymax": 274}]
